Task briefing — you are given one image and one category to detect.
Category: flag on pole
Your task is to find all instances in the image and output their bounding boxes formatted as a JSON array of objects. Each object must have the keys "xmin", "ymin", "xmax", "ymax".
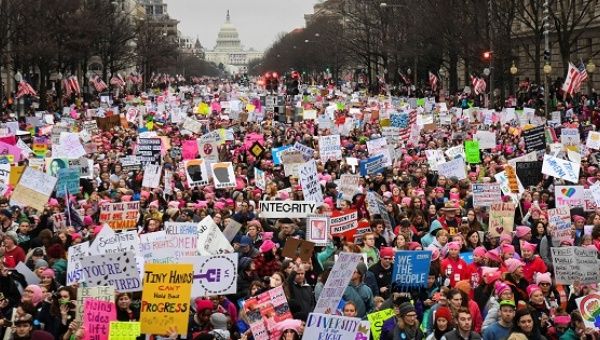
[
  {"xmin": 573, "ymin": 60, "xmax": 588, "ymax": 93},
  {"xmin": 399, "ymin": 71, "xmax": 411, "ymax": 85},
  {"xmin": 429, "ymin": 71, "xmax": 438, "ymax": 91},
  {"xmin": 16, "ymin": 81, "xmax": 37, "ymax": 98},
  {"xmin": 562, "ymin": 62, "xmax": 582, "ymax": 97}
]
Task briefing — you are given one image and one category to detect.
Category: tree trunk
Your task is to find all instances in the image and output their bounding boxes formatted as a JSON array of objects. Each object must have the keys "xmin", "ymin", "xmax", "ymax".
[
  {"xmin": 38, "ymin": 64, "xmax": 48, "ymax": 110},
  {"xmin": 534, "ymin": 41, "xmax": 541, "ymax": 85},
  {"xmin": 449, "ymin": 51, "xmax": 459, "ymax": 93}
]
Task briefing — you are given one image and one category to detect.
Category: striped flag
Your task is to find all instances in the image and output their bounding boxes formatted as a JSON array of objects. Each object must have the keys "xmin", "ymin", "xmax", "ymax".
[
  {"xmin": 399, "ymin": 71, "xmax": 411, "ymax": 85},
  {"xmin": 470, "ymin": 75, "xmax": 486, "ymax": 95},
  {"xmin": 573, "ymin": 60, "xmax": 588, "ymax": 93},
  {"xmin": 562, "ymin": 62, "xmax": 582, "ymax": 97},
  {"xmin": 16, "ymin": 81, "xmax": 37, "ymax": 98},
  {"xmin": 429, "ymin": 71, "xmax": 438, "ymax": 91}
]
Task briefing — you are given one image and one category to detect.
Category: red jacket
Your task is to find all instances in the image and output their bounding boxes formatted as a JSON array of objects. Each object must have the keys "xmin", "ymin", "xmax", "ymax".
[
  {"xmin": 441, "ymin": 256, "xmax": 471, "ymax": 287},
  {"xmin": 522, "ymin": 255, "xmax": 547, "ymax": 283}
]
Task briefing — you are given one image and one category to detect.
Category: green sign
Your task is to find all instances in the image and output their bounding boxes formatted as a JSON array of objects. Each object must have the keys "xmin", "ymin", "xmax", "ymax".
[
  {"xmin": 367, "ymin": 308, "xmax": 395, "ymax": 340},
  {"xmin": 465, "ymin": 140, "xmax": 481, "ymax": 164}
]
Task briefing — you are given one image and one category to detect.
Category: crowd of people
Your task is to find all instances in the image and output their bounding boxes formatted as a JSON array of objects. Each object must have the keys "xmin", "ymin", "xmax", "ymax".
[{"xmin": 0, "ymin": 76, "xmax": 598, "ymax": 340}]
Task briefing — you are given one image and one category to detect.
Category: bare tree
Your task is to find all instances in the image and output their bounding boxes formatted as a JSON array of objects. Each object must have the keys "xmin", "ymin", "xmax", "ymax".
[{"xmin": 135, "ymin": 20, "xmax": 178, "ymax": 89}]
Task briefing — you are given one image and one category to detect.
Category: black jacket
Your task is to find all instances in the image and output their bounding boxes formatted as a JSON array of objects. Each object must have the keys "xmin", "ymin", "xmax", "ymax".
[{"xmin": 287, "ymin": 270, "xmax": 315, "ymax": 319}]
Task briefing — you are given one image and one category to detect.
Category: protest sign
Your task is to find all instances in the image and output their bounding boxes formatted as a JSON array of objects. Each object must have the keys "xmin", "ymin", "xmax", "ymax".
[
  {"xmin": 89, "ymin": 227, "xmax": 139, "ymax": 256},
  {"xmin": 14, "ymin": 262, "xmax": 39, "ymax": 285},
  {"xmin": 547, "ymin": 207, "xmax": 572, "ymax": 246},
  {"xmin": 254, "ymin": 167, "xmax": 266, "ymax": 190},
  {"xmin": 182, "ymin": 117, "xmax": 203, "ymax": 134},
  {"xmin": 0, "ymin": 141, "xmax": 21, "ymax": 163},
  {"xmin": 197, "ymin": 140, "xmax": 219, "ymax": 162},
  {"xmin": 561, "ymin": 128, "xmax": 580, "ymax": 146},
  {"xmin": 67, "ymin": 241, "xmax": 90, "ymax": 285},
  {"xmin": 140, "ymin": 263, "xmax": 193, "ymax": 336},
  {"xmin": 367, "ymin": 138, "xmax": 392, "ymax": 166},
  {"xmin": 319, "ymin": 134, "xmax": 342, "ymax": 162},
  {"xmin": 504, "ymin": 165, "xmax": 519, "ymax": 193},
  {"xmin": 184, "ymin": 159, "xmax": 209, "ymax": 187},
  {"xmin": 314, "ymin": 252, "xmax": 363, "ymax": 314},
  {"xmin": 359, "ymin": 154, "xmax": 385, "ymax": 177},
  {"xmin": 99, "ymin": 201, "xmax": 140, "ymax": 231},
  {"xmin": 181, "ymin": 254, "xmax": 237, "ymax": 297},
  {"xmin": 139, "ymin": 231, "xmax": 178, "ymax": 264},
  {"xmin": 590, "ymin": 184, "xmax": 600, "ymax": 207},
  {"xmin": 367, "ymin": 309, "xmax": 395, "ymax": 340},
  {"xmin": 306, "ymin": 216, "xmax": 330, "ymax": 246},
  {"xmin": 575, "ymin": 294, "xmax": 600, "ymax": 329},
  {"xmin": 303, "ymin": 313, "xmax": 370, "ymax": 340},
  {"xmin": 299, "ymin": 160, "xmax": 323, "ymax": 202},
  {"xmin": 552, "ymin": 247, "xmax": 600, "ymax": 285},
  {"xmin": 258, "ymin": 201, "xmax": 318, "ymax": 218},
  {"xmin": 141, "ymin": 164, "xmax": 161, "ymax": 188},
  {"xmin": 542, "ymin": 154, "xmax": 580, "ymax": 183},
  {"xmin": 120, "ymin": 156, "xmax": 142, "ymax": 172},
  {"xmin": 136, "ymin": 138, "xmax": 161, "ymax": 165},
  {"xmin": 210, "ymin": 162, "xmax": 235, "ymax": 189},
  {"xmin": 474, "ymin": 130, "xmax": 496, "ymax": 149},
  {"xmin": 164, "ymin": 222, "xmax": 199, "ymax": 258},
  {"xmin": 495, "ymin": 171, "xmax": 524, "ymax": 205},
  {"xmin": 523, "ymin": 125, "xmax": 546, "ymax": 152},
  {"xmin": 96, "ymin": 115, "xmax": 121, "ymax": 131},
  {"xmin": 339, "ymin": 174, "xmax": 360, "ymax": 200},
  {"xmin": 507, "ymin": 151, "xmax": 538, "ymax": 168},
  {"xmin": 243, "ymin": 286, "xmax": 293, "ymax": 340},
  {"xmin": 55, "ymin": 168, "xmax": 80, "ymax": 197},
  {"xmin": 330, "ymin": 209, "xmax": 358, "ymax": 236},
  {"xmin": 392, "ymin": 250, "xmax": 432, "ymax": 288},
  {"xmin": 196, "ymin": 215, "xmax": 234, "ymax": 255},
  {"xmin": 424, "ymin": 150, "xmax": 446, "ymax": 170},
  {"xmin": 281, "ymin": 238, "xmax": 315, "ymax": 262},
  {"xmin": 445, "ymin": 145, "xmax": 465, "ymax": 160},
  {"xmin": 586, "ymin": 131, "xmax": 600, "ymax": 150},
  {"xmin": 465, "ymin": 140, "xmax": 480, "ymax": 163},
  {"xmin": 437, "ymin": 157, "xmax": 467, "ymax": 180},
  {"xmin": 83, "ymin": 298, "xmax": 116, "ymax": 340},
  {"xmin": 472, "ymin": 183, "xmax": 501, "ymax": 207},
  {"xmin": 488, "ymin": 203, "xmax": 515, "ymax": 237},
  {"xmin": 515, "ymin": 161, "xmax": 543, "ymax": 187},
  {"xmin": 76, "ymin": 286, "xmax": 114, "ymax": 322},
  {"xmin": 555, "ymin": 185, "xmax": 584, "ymax": 208},
  {"xmin": 222, "ymin": 218, "xmax": 242, "ymax": 242},
  {"xmin": 10, "ymin": 167, "xmax": 57, "ymax": 212},
  {"xmin": 81, "ymin": 251, "xmax": 141, "ymax": 292},
  {"xmin": 109, "ymin": 321, "xmax": 141, "ymax": 340},
  {"xmin": 292, "ymin": 142, "xmax": 315, "ymax": 160}
]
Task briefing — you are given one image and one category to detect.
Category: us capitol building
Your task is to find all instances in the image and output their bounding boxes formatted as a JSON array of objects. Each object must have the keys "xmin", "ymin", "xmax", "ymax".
[{"xmin": 204, "ymin": 11, "xmax": 263, "ymax": 74}]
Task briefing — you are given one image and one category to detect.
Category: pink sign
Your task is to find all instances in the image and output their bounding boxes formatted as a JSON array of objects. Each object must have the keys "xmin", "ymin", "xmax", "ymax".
[
  {"xmin": 84, "ymin": 298, "xmax": 116, "ymax": 340},
  {"xmin": 0, "ymin": 141, "xmax": 21, "ymax": 162},
  {"xmin": 182, "ymin": 140, "xmax": 199, "ymax": 160}
]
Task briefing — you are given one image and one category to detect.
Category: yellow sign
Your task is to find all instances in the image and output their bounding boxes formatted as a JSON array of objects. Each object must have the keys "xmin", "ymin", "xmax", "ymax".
[
  {"xmin": 9, "ymin": 165, "xmax": 24, "ymax": 186},
  {"xmin": 109, "ymin": 321, "xmax": 140, "ymax": 340},
  {"xmin": 140, "ymin": 263, "xmax": 193, "ymax": 336},
  {"xmin": 367, "ymin": 308, "xmax": 395, "ymax": 340}
]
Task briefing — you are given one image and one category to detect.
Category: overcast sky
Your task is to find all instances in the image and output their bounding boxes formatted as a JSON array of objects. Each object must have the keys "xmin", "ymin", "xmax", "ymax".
[{"xmin": 164, "ymin": 0, "xmax": 320, "ymax": 51}]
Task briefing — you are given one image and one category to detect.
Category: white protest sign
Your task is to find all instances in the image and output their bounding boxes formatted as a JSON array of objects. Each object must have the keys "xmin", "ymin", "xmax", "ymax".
[
  {"xmin": 314, "ymin": 252, "xmax": 363, "ymax": 314},
  {"xmin": 507, "ymin": 151, "xmax": 538, "ymax": 168},
  {"xmin": 164, "ymin": 222, "xmax": 199, "ymax": 258},
  {"xmin": 319, "ymin": 135, "xmax": 342, "ymax": 162},
  {"xmin": 141, "ymin": 164, "xmax": 162, "ymax": 188},
  {"xmin": 560, "ymin": 128, "xmax": 580, "ymax": 146},
  {"xmin": 586, "ymin": 131, "xmax": 600, "ymax": 150},
  {"xmin": 303, "ymin": 314, "xmax": 370, "ymax": 339},
  {"xmin": 366, "ymin": 138, "xmax": 392, "ymax": 166},
  {"xmin": 182, "ymin": 117, "xmax": 203, "ymax": 134},
  {"xmin": 437, "ymin": 157, "xmax": 467, "ymax": 180},
  {"xmin": 299, "ymin": 160, "xmax": 323, "ymax": 203},
  {"xmin": 66, "ymin": 241, "xmax": 90, "ymax": 285},
  {"xmin": 444, "ymin": 145, "xmax": 465, "ymax": 160},
  {"xmin": 184, "ymin": 159, "xmax": 210, "ymax": 187},
  {"xmin": 474, "ymin": 130, "xmax": 496, "ymax": 149},
  {"xmin": 181, "ymin": 254, "xmax": 238, "ymax": 297},
  {"xmin": 140, "ymin": 231, "xmax": 177, "ymax": 264},
  {"xmin": 552, "ymin": 247, "xmax": 600, "ymax": 285},
  {"xmin": 10, "ymin": 167, "xmax": 57, "ymax": 212},
  {"xmin": 425, "ymin": 150, "xmax": 446, "ymax": 170},
  {"xmin": 590, "ymin": 183, "xmax": 600, "ymax": 206},
  {"xmin": 15, "ymin": 262, "xmax": 40, "ymax": 285},
  {"xmin": 258, "ymin": 201, "xmax": 318, "ymax": 219},
  {"xmin": 222, "ymin": 219, "xmax": 242, "ymax": 242},
  {"xmin": 542, "ymin": 154, "xmax": 580, "ymax": 183},
  {"xmin": 196, "ymin": 216, "xmax": 234, "ymax": 256},
  {"xmin": 254, "ymin": 167, "xmax": 266, "ymax": 191},
  {"xmin": 555, "ymin": 185, "xmax": 584, "ymax": 208},
  {"xmin": 339, "ymin": 174, "xmax": 360, "ymax": 201},
  {"xmin": 211, "ymin": 162, "xmax": 236, "ymax": 189},
  {"xmin": 494, "ymin": 171, "xmax": 525, "ymax": 205},
  {"xmin": 80, "ymin": 251, "xmax": 141, "ymax": 292}
]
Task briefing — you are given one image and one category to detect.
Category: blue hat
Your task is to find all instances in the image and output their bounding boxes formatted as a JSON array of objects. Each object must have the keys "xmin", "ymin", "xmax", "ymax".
[{"xmin": 240, "ymin": 235, "xmax": 252, "ymax": 246}]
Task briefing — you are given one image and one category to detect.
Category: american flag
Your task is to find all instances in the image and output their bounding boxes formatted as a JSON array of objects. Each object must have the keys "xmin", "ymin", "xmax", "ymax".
[
  {"xmin": 15, "ymin": 81, "xmax": 37, "ymax": 98},
  {"xmin": 470, "ymin": 75, "xmax": 486, "ymax": 95},
  {"xmin": 429, "ymin": 71, "xmax": 438, "ymax": 92},
  {"xmin": 89, "ymin": 74, "xmax": 107, "ymax": 93},
  {"xmin": 110, "ymin": 74, "xmax": 125, "ymax": 88},
  {"xmin": 68, "ymin": 76, "xmax": 81, "ymax": 94},
  {"xmin": 398, "ymin": 109, "xmax": 417, "ymax": 140},
  {"xmin": 573, "ymin": 60, "xmax": 588, "ymax": 93},
  {"xmin": 562, "ymin": 62, "xmax": 582, "ymax": 97}
]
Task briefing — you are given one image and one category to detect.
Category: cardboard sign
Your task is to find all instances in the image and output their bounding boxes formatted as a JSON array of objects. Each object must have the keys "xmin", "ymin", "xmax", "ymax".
[
  {"xmin": 210, "ymin": 162, "xmax": 235, "ymax": 189},
  {"xmin": 303, "ymin": 313, "xmax": 370, "ymax": 340},
  {"xmin": 140, "ymin": 263, "xmax": 193, "ymax": 336},
  {"xmin": 80, "ymin": 251, "xmax": 141, "ymax": 292},
  {"xmin": 243, "ymin": 286, "xmax": 293, "ymax": 340},
  {"xmin": 99, "ymin": 201, "xmax": 140, "ymax": 231},
  {"xmin": 83, "ymin": 299, "xmax": 116, "ymax": 340},
  {"xmin": 258, "ymin": 201, "xmax": 319, "ymax": 218},
  {"xmin": 10, "ymin": 167, "xmax": 57, "ymax": 212},
  {"xmin": 281, "ymin": 238, "xmax": 315, "ymax": 261},
  {"xmin": 488, "ymin": 203, "xmax": 515, "ymax": 237},
  {"xmin": 523, "ymin": 125, "xmax": 546, "ymax": 152},
  {"xmin": 96, "ymin": 115, "xmax": 121, "ymax": 131},
  {"xmin": 182, "ymin": 117, "xmax": 203, "ymax": 134},
  {"xmin": 76, "ymin": 286, "xmax": 114, "ymax": 322},
  {"xmin": 472, "ymin": 183, "xmax": 501, "ymax": 207},
  {"xmin": 515, "ymin": 161, "xmax": 543, "ymax": 187},
  {"xmin": 392, "ymin": 250, "xmax": 432, "ymax": 288},
  {"xmin": 181, "ymin": 254, "xmax": 238, "ymax": 297},
  {"xmin": 314, "ymin": 252, "xmax": 363, "ymax": 314},
  {"xmin": 136, "ymin": 138, "xmax": 162, "ymax": 165},
  {"xmin": 552, "ymin": 247, "xmax": 600, "ymax": 285},
  {"xmin": 306, "ymin": 216, "xmax": 330, "ymax": 246}
]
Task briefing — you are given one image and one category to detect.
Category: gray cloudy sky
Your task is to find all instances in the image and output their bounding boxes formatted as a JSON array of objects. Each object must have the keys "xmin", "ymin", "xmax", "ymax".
[{"xmin": 164, "ymin": 0, "xmax": 320, "ymax": 51}]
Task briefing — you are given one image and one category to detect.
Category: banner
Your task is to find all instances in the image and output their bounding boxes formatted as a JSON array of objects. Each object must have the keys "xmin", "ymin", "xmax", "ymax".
[
  {"xmin": 184, "ymin": 159, "xmax": 209, "ymax": 187},
  {"xmin": 181, "ymin": 254, "xmax": 238, "ymax": 297},
  {"xmin": 359, "ymin": 154, "xmax": 385, "ymax": 177},
  {"xmin": 523, "ymin": 125, "xmax": 546, "ymax": 152},
  {"xmin": 515, "ymin": 161, "xmax": 543, "ymax": 187},
  {"xmin": 99, "ymin": 201, "xmax": 140, "ymax": 230},
  {"xmin": 299, "ymin": 160, "xmax": 323, "ymax": 202},
  {"xmin": 210, "ymin": 162, "xmax": 235, "ymax": 189},
  {"xmin": 437, "ymin": 157, "xmax": 467, "ymax": 180},
  {"xmin": 83, "ymin": 299, "xmax": 116, "ymax": 340},
  {"xmin": 330, "ymin": 209, "xmax": 358, "ymax": 235},
  {"xmin": 314, "ymin": 252, "xmax": 363, "ymax": 314},
  {"xmin": 472, "ymin": 183, "xmax": 501, "ymax": 207},
  {"xmin": 10, "ymin": 167, "xmax": 57, "ymax": 212},
  {"xmin": 367, "ymin": 309, "xmax": 395, "ymax": 340},
  {"xmin": 551, "ymin": 247, "xmax": 600, "ymax": 285},
  {"xmin": 392, "ymin": 250, "xmax": 432, "ymax": 288},
  {"xmin": 80, "ymin": 251, "xmax": 141, "ymax": 292},
  {"xmin": 319, "ymin": 135, "xmax": 342, "ymax": 162},
  {"xmin": 488, "ymin": 203, "xmax": 515, "ymax": 237},
  {"xmin": 542, "ymin": 154, "xmax": 580, "ymax": 184},
  {"xmin": 140, "ymin": 263, "xmax": 193, "ymax": 336},
  {"xmin": 258, "ymin": 201, "xmax": 318, "ymax": 218},
  {"xmin": 303, "ymin": 313, "xmax": 370, "ymax": 340},
  {"xmin": 136, "ymin": 138, "xmax": 162, "ymax": 165},
  {"xmin": 555, "ymin": 185, "xmax": 584, "ymax": 208},
  {"xmin": 243, "ymin": 286, "xmax": 293, "ymax": 340}
]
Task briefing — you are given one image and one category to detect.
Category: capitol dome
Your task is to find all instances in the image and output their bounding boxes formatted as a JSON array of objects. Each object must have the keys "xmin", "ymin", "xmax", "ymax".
[{"xmin": 214, "ymin": 10, "xmax": 242, "ymax": 52}]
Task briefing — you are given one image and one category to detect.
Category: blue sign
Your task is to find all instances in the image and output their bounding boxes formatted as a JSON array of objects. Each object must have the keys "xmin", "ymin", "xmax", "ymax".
[
  {"xmin": 56, "ymin": 168, "xmax": 80, "ymax": 197},
  {"xmin": 271, "ymin": 145, "xmax": 291, "ymax": 165},
  {"xmin": 359, "ymin": 154, "xmax": 385, "ymax": 177},
  {"xmin": 460, "ymin": 252, "xmax": 474, "ymax": 265},
  {"xmin": 391, "ymin": 250, "xmax": 432, "ymax": 289}
]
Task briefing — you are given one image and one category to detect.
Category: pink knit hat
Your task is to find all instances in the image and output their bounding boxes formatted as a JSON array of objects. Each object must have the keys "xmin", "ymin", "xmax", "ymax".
[
  {"xmin": 495, "ymin": 281, "xmax": 511, "ymax": 297},
  {"xmin": 447, "ymin": 241, "xmax": 461, "ymax": 251},
  {"xmin": 504, "ymin": 258, "xmax": 524, "ymax": 273},
  {"xmin": 534, "ymin": 272, "xmax": 552, "ymax": 285},
  {"xmin": 259, "ymin": 240, "xmax": 277, "ymax": 253},
  {"xmin": 499, "ymin": 234, "xmax": 512, "ymax": 244},
  {"xmin": 515, "ymin": 226, "xmax": 531, "ymax": 238},
  {"xmin": 527, "ymin": 284, "xmax": 542, "ymax": 298},
  {"xmin": 521, "ymin": 241, "xmax": 537, "ymax": 253},
  {"xmin": 25, "ymin": 285, "xmax": 43, "ymax": 306},
  {"xmin": 473, "ymin": 246, "xmax": 487, "ymax": 258},
  {"xmin": 501, "ymin": 244, "xmax": 515, "ymax": 255}
]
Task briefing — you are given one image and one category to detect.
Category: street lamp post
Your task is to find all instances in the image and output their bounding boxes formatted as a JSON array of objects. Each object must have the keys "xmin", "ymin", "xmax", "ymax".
[
  {"xmin": 56, "ymin": 72, "xmax": 63, "ymax": 108},
  {"xmin": 14, "ymin": 71, "xmax": 22, "ymax": 117},
  {"xmin": 510, "ymin": 61, "xmax": 518, "ymax": 93},
  {"xmin": 544, "ymin": 63, "xmax": 552, "ymax": 118}
]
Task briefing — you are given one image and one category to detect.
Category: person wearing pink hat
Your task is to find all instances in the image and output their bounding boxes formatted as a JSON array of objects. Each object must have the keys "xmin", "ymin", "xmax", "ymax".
[
  {"xmin": 481, "ymin": 281, "xmax": 516, "ymax": 330},
  {"xmin": 441, "ymin": 241, "xmax": 470, "ymax": 288},
  {"xmin": 500, "ymin": 244, "xmax": 516, "ymax": 261},
  {"xmin": 520, "ymin": 241, "xmax": 547, "ymax": 283},
  {"xmin": 467, "ymin": 246, "xmax": 488, "ymax": 288},
  {"xmin": 502, "ymin": 258, "xmax": 528, "ymax": 302},
  {"xmin": 253, "ymin": 239, "xmax": 281, "ymax": 278}
]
